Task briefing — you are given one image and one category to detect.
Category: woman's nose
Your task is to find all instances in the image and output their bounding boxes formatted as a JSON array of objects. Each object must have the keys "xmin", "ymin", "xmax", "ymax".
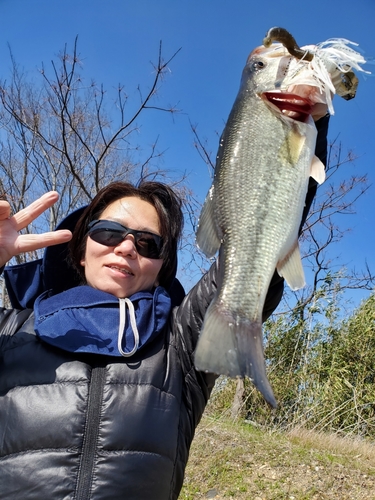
[{"xmin": 114, "ymin": 235, "xmax": 137, "ymax": 257}]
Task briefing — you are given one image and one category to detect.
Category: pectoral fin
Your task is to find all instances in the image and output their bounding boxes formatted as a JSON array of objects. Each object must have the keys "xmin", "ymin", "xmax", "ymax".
[
  {"xmin": 277, "ymin": 240, "xmax": 305, "ymax": 291},
  {"xmin": 310, "ymin": 155, "xmax": 326, "ymax": 185},
  {"xmin": 196, "ymin": 185, "xmax": 222, "ymax": 258}
]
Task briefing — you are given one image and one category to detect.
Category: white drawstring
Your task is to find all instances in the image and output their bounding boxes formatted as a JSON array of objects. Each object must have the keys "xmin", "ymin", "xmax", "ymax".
[{"xmin": 118, "ymin": 298, "xmax": 140, "ymax": 357}]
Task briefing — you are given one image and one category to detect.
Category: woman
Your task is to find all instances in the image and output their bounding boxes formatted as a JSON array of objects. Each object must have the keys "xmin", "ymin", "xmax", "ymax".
[{"xmin": 0, "ymin": 116, "xmax": 329, "ymax": 500}]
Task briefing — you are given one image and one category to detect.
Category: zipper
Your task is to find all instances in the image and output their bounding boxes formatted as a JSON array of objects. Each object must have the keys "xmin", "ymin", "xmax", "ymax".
[{"xmin": 75, "ymin": 365, "xmax": 106, "ymax": 500}]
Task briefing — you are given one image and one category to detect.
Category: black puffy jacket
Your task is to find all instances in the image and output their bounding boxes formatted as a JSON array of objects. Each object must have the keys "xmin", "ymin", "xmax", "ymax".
[
  {"xmin": 0, "ymin": 265, "xmax": 215, "ymax": 500},
  {"xmin": 0, "ymin": 259, "xmax": 290, "ymax": 500},
  {"xmin": 0, "ymin": 115, "xmax": 329, "ymax": 499}
]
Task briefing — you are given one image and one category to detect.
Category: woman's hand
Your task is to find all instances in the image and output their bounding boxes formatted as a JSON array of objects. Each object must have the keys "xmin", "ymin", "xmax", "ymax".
[{"xmin": 0, "ymin": 192, "xmax": 72, "ymax": 268}]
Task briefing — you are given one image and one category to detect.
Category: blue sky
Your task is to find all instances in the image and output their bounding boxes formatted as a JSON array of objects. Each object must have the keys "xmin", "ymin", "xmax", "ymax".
[{"xmin": 0, "ymin": 0, "xmax": 374, "ymax": 304}]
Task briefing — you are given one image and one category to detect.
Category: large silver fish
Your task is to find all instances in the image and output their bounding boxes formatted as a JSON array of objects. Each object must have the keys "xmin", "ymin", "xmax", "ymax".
[{"xmin": 195, "ymin": 28, "xmax": 366, "ymax": 408}]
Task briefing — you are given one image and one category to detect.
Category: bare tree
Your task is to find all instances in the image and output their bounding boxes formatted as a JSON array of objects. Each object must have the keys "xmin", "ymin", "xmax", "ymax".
[{"xmin": 0, "ymin": 38, "xmax": 181, "ymax": 265}]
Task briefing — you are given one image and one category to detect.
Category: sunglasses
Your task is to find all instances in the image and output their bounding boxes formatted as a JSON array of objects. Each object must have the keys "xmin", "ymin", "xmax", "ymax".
[{"xmin": 86, "ymin": 219, "xmax": 164, "ymax": 259}]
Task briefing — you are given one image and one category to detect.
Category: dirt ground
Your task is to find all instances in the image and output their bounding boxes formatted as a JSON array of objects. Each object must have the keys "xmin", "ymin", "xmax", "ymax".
[{"xmin": 180, "ymin": 417, "xmax": 375, "ymax": 500}]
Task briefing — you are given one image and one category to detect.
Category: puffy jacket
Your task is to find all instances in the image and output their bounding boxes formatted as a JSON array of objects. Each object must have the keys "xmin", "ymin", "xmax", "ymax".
[
  {"xmin": 0, "ymin": 115, "xmax": 329, "ymax": 499},
  {"xmin": 0, "ymin": 262, "xmax": 298, "ymax": 500},
  {"xmin": 0, "ymin": 265, "xmax": 215, "ymax": 500},
  {"xmin": 0, "ymin": 258, "xmax": 291, "ymax": 500}
]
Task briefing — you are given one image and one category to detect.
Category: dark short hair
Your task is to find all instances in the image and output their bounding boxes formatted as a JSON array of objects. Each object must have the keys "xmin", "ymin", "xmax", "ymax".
[{"xmin": 69, "ymin": 181, "xmax": 184, "ymax": 290}]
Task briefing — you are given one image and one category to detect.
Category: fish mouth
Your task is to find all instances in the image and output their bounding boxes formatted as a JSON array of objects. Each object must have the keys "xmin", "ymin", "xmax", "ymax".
[{"xmin": 262, "ymin": 91, "xmax": 313, "ymax": 122}]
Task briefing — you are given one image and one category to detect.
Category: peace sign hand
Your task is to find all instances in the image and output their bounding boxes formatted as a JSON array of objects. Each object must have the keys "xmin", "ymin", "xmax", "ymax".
[{"xmin": 0, "ymin": 192, "xmax": 73, "ymax": 269}]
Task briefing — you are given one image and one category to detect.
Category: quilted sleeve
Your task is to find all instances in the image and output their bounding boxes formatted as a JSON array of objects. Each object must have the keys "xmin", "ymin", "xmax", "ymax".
[{"xmin": 0, "ymin": 308, "xmax": 33, "ymax": 350}]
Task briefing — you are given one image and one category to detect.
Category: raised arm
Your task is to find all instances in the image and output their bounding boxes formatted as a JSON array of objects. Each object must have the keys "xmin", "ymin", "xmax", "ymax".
[{"xmin": 0, "ymin": 192, "xmax": 72, "ymax": 268}]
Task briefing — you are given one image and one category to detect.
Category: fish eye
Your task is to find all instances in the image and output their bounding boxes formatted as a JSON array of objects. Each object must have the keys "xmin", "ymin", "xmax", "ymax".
[{"xmin": 253, "ymin": 60, "xmax": 266, "ymax": 71}]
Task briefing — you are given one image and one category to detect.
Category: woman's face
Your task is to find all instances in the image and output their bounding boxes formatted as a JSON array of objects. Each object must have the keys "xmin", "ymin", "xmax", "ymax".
[{"xmin": 80, "ymin": 196, "xmax": 164, "ymax": 298}]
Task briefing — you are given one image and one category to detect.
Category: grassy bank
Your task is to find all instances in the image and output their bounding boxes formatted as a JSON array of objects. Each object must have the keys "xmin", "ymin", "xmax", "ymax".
[{"xmin": 180, "ymin": 415, "xmax": 375, "ymax": 499}]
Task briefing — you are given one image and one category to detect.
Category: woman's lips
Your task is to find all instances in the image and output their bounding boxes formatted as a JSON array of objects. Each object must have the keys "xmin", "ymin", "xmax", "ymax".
[{"xmin": 106, "ymin": 264, "xmax": 134, "ymax": 276}]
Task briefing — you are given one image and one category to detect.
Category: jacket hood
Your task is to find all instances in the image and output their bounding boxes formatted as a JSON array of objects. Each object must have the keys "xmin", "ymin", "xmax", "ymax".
[{"xmin": 34, "ymin": 285, "xmax": 172, "ymax": 357}]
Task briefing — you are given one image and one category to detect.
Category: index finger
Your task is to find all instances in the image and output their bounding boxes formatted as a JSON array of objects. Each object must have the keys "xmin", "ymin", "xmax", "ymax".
[{"xmin": 11, "ymin": 192, "xmax": 60, "ymax": 231}]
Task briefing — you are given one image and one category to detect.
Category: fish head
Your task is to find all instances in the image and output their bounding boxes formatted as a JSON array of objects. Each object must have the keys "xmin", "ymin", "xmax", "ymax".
[
  {"xmin": 242, "ymin": 43, "xmax": 331, "ymax": 123},
  {"xmin": 241, "ymin": 44, "xmax": 293, "ymax": 94}
]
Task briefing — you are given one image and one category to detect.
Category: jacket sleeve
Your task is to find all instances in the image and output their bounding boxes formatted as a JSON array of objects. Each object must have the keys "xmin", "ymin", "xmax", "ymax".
[
  {"xmin": 0, "ymin": 308, "xmax": 33, "ymax": 350},
  {"xmin": 172, "ymin": 263, "xmax": 218, "ymax": 401}
]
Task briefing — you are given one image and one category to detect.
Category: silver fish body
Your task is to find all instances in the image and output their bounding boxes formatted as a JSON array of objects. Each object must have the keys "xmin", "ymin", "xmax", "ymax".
[{"xmin": 195, "ymin": 45, "xmax": 326, "ymax": 408}]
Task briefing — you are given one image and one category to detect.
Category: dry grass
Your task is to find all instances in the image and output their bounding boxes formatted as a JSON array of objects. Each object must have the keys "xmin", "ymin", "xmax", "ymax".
[
  {"xmin": 180, "ymin": 414, "xmax": 375, "ymax": 499},
  {"xmin": 288, "ymin": 426, "xmax": 375, "ymax": 468}
]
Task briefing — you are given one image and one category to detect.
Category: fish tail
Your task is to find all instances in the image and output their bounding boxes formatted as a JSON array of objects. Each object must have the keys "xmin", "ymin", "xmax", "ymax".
[{"xmin": 195, "ymin": 301, "xmax": 277, "ymax": 408}]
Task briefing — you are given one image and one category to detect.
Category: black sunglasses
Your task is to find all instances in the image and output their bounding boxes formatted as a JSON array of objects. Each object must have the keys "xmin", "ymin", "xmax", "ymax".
[{"xmin": 86, "ymin": 219, "xmax": 164, "ymax": 259}]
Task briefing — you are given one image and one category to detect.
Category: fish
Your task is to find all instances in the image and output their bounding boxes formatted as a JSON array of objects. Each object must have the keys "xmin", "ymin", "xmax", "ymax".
[{"xmin": 195, "ymin": 27, "xmax": 368, "ymax": 408}]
